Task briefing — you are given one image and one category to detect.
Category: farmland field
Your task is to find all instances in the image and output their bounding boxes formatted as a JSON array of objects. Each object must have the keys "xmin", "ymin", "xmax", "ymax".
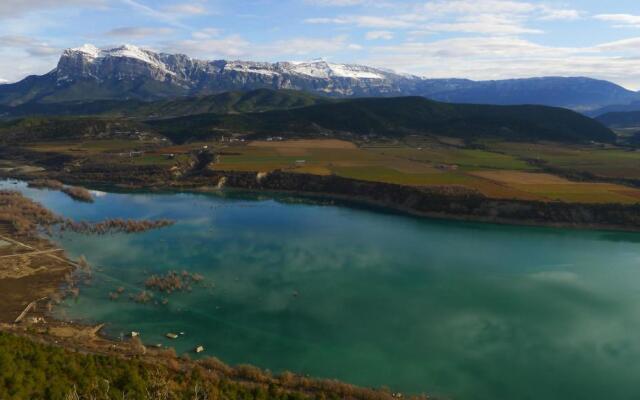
[
  {"xmin": 207, "ymin": 139, "xmax": 640, "ymax": 204},
  {"xmin": 16, "ymin": 137, "xmax": 640, "ymax": 204},
  {"xmin": 486, "ymin": 141, "xmax": 640, "ymax": 180}
]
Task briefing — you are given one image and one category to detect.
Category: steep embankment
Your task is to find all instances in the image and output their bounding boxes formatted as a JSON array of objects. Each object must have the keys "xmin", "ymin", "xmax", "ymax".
[
  {"xmin": 196, "ymin": 170, "xmax": 640, "ymax": 230},
  {"xmin": 22, "ymin": 162, "xmax": 640, "ymax": 231}
]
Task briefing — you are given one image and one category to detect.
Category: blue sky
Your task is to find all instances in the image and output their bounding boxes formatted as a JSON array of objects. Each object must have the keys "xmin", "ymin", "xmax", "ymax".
[{"xmin": 2, "ymin": 0, "xmax": 640, "ymax": 88}]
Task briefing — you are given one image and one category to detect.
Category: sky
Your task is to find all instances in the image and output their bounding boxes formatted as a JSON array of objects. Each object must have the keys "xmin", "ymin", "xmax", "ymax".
[{"xmin": 2, "ymin": 0, "xmax": 640, "ymax": 88}]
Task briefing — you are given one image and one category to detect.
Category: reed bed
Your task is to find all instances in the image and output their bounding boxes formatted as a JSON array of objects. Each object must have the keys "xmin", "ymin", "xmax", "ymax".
[
  {"xmin": 28, "ymin": 180, "xmax": 94, "ymax": 202},
  {"xmin": 0, "ymin": 190, "xmax": 173, "ymax": 236},
  {"xmin": 145, "ymin": 270, "xmax": 204, "ymax": 294},
  {"xmin": 61, "ymin": 219, "xmax": 174, "ymax": 235}
]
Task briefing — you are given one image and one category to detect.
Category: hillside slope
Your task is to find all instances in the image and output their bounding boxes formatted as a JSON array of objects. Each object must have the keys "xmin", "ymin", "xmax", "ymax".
[
  {"xmin": 597, "ymin": 111, "xmax": 640, "ymax": 128},
  {"xmin": 149, "ymin": 96, "xmax": 615, "ymax": 144},
  {"xmin": 0, "ymin": 89, "xmax": 329, "ymax": 119}
]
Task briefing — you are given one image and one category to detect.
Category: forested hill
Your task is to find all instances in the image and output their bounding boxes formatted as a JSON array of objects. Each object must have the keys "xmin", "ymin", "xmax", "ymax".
[
  {"xmin": 596, "ymin": 110, "xmax": 640, "ymax": 128},
  {"xmin": 149, "ymin": 96, "xmax": 615, "ymax": 144},
  {"xmin": 0, "ymin": 89, "xmax": 329, "ymax": 119}
]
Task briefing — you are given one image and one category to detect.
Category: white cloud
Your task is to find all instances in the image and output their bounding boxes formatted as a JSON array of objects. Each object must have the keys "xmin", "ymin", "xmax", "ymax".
[
  {"xmin": 595, "ymin": 37, "xmax": 640, "ymax": 53},
  {"xmin": 162, "ymin": 3, "xmax": 210, "ymax": 16},
  {"xmin": 0, "ymin": 0, "xmax": 103, "ymax": 19},
  {"xmin": 305, "ymin": 0, "xmax": 366, "ymax": 5},
  {"xmin": 595, "ymin": 14, "xmax": 640, "ymax": 29},
  {"xmin": 365, "ymin": 30, "xmax": 394, "ymax": 40},
  {"xmin": 539, "ymin": 7, "xmax": 582, "ymax": 21},
  {"xmin": 305, "ymin": 15, "xmax": 415, "ymax": 28},
  {"xmin": 307, "ymin": 0, "xmax": 583, "ymax": 35},
  {"xmin": 162, "ymin": 35, "xmax": 250, "ymax": 58},
  {"xmin": 119, "ymin": 0, "xmax": 194, "ymax": 30},
  {"xmin": 418, "ymin": 0, "xmax": 579, "ymax": 21},
  {"xmin": 162, "ymin": 33, "xmax": 361, "ymax": 62},
  {"xmin": 420, "ymin": 0, "xmax": 537, "ymax": 16},
  {"xmin": 304, "ymin": 0, "xmax": 394, "ymax": 7},
  {"xmin": 0, "ymin": 35, "xmax": 59, "ymax": 57},
  {"xmin": 0, "ymin": 40, "xmax": 60, "ymax": 83},
  {"xmin": 420, "ymin": 14, "xmax": 543, "ymax": 35},
  {"xmin": 105, "ymin": 27, "xmax": 175, "ymax": 38},
  {"xmin": 191, "ymin": 28, "xmax": 221, "ymax": 39},
  {"xmin": 266, "ymin": 35, "xmax": 362, "ymax": 56},
  {"xmin": 364, "ymin": 35, "xmax": 640, "ymax": 89}
]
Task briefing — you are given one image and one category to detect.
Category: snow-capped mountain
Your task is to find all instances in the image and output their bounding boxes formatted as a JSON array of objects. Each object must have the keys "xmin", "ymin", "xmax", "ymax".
[
  {"xmin": 1, "ymin": 43, "xmax": 639, "ymax": 112},
  {"xmin": 53, "ymin": 44, "xmax": 415, "ymax": 97}
]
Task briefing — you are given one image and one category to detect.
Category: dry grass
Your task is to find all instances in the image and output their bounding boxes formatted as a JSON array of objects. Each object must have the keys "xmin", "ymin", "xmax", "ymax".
[
  {"xmin": 249, "ymin": 139, "xmax": 358, "ymax": 149},
  {"xmin": 0, "ymin": 190, "xmax": 63, "ymax": 235},
  {"xmin": 62, "ymin": 219, "xmax": 174, "ymax": 234},
  {"xmin": 468, "ymin": 170, "xmax": 571, "ymax": 184},
  {"xmin": 27, "ymin": 180, "xmax": 94, "ymax": 203},
  {"xmin": 61, "ymin": 186, "xmax": 94, "ymax": 203},
  {"xmin": 509, "ymin": 183, "xmax": 640, "ymax": 204},
  {"xmin": 486, "ymin": 141, "xmax": 640, "ymax": 180},
  {"xmin": 27, "ymin": 179, "xmax": 65, "ymax": 190},
  {"xmin": 468, "ymin": 170, "xmax": 640, "ymax": 203}
]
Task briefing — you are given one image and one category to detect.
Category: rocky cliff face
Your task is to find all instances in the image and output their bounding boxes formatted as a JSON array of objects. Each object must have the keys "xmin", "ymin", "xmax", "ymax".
[
  {"xmin": 52, "ymin": 44, "xmax": 418, "ymax": 97},
  {"xmin": 1, "ymin": 43, "xmax": 639, "ymax": 111}
]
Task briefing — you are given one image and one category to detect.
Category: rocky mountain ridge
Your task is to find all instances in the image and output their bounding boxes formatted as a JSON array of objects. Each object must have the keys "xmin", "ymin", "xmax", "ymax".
[{"xmin": 1, "ymin": 44, "xmax": 639, "ymax": 112}]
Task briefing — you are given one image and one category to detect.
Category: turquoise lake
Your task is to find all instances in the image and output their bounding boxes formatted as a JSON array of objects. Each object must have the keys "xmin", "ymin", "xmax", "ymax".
[{"xmin": 4, "ymin": 179, "xmax": 640, "ymax": 400}]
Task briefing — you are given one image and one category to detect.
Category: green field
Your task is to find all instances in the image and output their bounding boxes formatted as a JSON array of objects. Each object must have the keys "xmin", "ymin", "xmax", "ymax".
[
  {"xmin": 486, "ymin": 141, "xmax": 640, "ymax": 180},
  {"xmin": 18, "ymin": 137, "xmax": 640, "ymax": 204}
]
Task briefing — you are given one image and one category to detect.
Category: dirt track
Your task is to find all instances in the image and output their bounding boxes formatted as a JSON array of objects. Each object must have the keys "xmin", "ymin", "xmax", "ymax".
[{"xmin": 0, "ymin": 227, "xmax": 74, "ymax": 323}]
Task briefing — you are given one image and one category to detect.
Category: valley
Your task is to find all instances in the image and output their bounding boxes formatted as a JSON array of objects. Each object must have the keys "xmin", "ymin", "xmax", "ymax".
[{"xmin": 3, "ymin": 38, "xmax": 640, "ymax": 400}]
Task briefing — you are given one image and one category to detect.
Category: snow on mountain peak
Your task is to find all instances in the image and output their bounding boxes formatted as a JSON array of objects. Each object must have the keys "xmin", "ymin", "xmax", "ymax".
[
  {"xmin": 60, "ymin": 44, "xmax": 395, "ymax": 83},
  {"xmin": 65, "ymin": 44, "xmax": 174, "ymax": 75},
  {"xmin": 71, "ymin": 44, "xmax": 101, "ymax": 58},
  {"xmin": 287, "ymin": 60, "xmax": 384, "ymax": 80}
]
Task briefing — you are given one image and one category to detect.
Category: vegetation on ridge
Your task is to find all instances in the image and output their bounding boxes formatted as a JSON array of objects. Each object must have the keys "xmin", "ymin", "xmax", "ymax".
[
  {"xmin": 148, "ymin": 96, "xmax": 615, "ymax": 144},
  {"xmin": 0, "ymin": 332, "xmax": 413, "ymax": 400}
]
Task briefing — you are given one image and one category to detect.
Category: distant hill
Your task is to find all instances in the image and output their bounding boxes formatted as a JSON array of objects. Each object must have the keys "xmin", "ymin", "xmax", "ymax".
[
  {"xmin": 0, "ymin": 89, "xmax": 329, "ymax": 119},
  {"xmin": 0, "ymin": 116, "xmax": 150, "ymax": 143},
  {"xmin": 134, "ymin": 89, "xmax": 329, "ymax": 117},
  {"xmin": 596, "ymin": 111, "xmax": 640, "ymax": 128},
  {"xmin": 148, "ymin": 96, "xmax": 615, "ymax": 144},
  {"xmin": 588, "ymin": 101, "xmax": 640, "ymax": 117},
  {"xmin": 419, "ymin": 77, "xmax": 640, "ymax": 113},
  {"xmin": 1, "ymin": 44, "xmax": 639, "ymax": 112}
]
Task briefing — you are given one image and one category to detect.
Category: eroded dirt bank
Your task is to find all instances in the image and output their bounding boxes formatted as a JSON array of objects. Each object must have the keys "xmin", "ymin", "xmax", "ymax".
[
  {"xmin": 72, "ymin": 165, "xmax": 638, "ymax": 231},
  {"xmin": 4, "ymin": 154, "xmax": 640, "ymax": 231}
]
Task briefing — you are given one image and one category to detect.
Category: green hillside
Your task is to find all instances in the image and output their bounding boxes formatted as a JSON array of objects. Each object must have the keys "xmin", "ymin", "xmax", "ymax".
[
  {"xmin": 0, "ymin": 89, "xmax": 329, "ymax": 119},
  {"xmin": 0, "ymin": 332, "xmax": 396, "ymax": 400},
  {"xmin": 0, "ymin": 116, "xmax": 147, "ymax": 143},
  {"xmin": 597, "ymin": 111, "xmax": 640, "ymax": 128},
  {"xmin": 149, "ymin": 96, "xmax": 615, "ymax": 144},
  {"xmin": 135, "ymin": 89, "xmax": 329, "ymax": 117}
]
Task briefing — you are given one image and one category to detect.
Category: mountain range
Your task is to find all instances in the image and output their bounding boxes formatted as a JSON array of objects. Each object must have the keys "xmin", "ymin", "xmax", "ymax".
[{"xmin": 1, "ymin": 44, "xmax": 640, "ymax": 113}]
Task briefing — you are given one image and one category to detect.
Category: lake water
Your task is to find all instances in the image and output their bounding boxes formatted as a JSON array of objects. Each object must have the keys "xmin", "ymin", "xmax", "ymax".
[{"xmin": 4, "ymin": 179, "xmax": 640, "ymax": 399}]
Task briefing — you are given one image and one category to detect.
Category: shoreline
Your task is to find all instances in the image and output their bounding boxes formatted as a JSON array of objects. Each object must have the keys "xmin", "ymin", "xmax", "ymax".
[
  {"xmin": 7, "ymin": 167, "xmax": 640, "ymax": 233},
  {"xmin": 2, "ymin": 171, "xmax": 639, "ymax": 398},
  {"xmin": 0, "ymin": 188, "xmax": 420, "ymax": 400}
]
